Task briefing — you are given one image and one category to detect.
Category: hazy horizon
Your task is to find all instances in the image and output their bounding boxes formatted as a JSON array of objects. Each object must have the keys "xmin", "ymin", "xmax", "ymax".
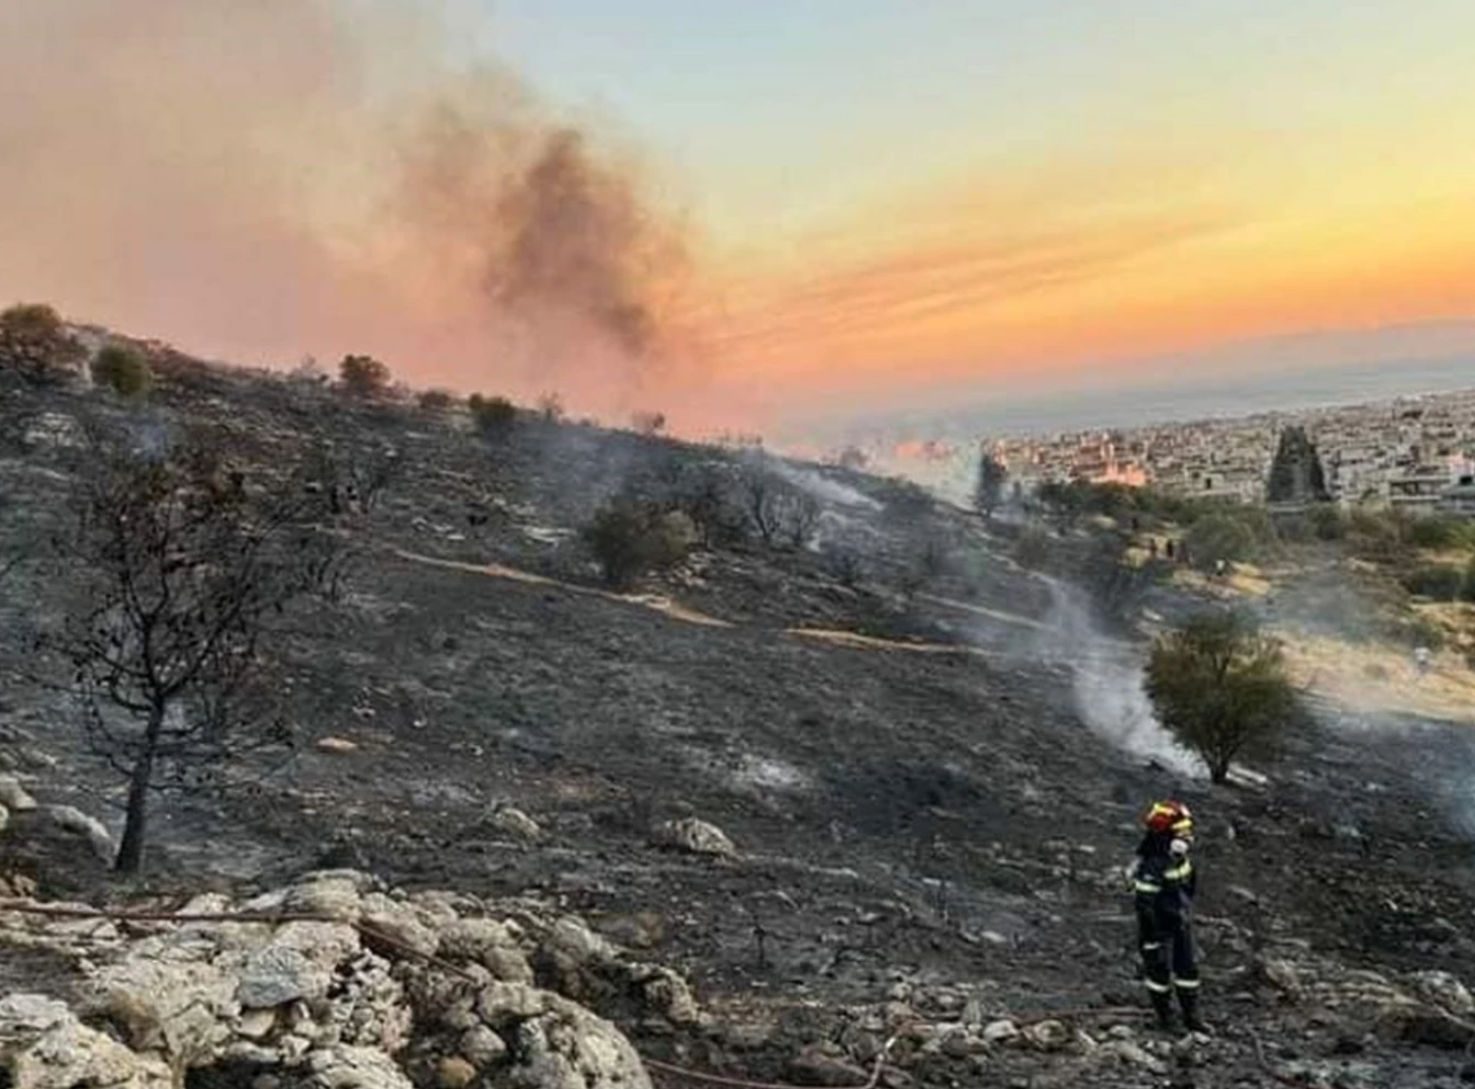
[{"xmin": 813, "ymin": 353, "xmax": 1475, "ymax": 448}]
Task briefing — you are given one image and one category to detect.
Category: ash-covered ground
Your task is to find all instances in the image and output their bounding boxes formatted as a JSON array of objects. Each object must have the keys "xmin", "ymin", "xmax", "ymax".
[{"xmin": 4, "ymin": 360, "xmax": 1475, "ymax": 1088}]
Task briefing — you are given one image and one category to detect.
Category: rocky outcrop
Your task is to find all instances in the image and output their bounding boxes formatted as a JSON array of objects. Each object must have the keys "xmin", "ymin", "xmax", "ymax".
[
  {"xmin": 41, "ymin": 806, "xmax": 114, "ymax": 863},
  {"xmin": 653, "ymin": 818, "xmax": 735, "ymax": 858},
  {"xmin": 0, "ymin": 775, "xmax": 38, "ymax": 812},
  {"xmin": 0, "ymin": 994, "xmax": 170, "ymax": 1089},
  {"xmin": 0, "ymin": 872, "xmax": 701, "ymax": 1089}
]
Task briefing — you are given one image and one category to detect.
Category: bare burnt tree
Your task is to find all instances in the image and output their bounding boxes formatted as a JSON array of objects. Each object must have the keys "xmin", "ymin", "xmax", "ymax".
[
  {"xmin": 303, "ymin": 439, "xmax": 400, "ymax": 519},
  {"xmin": 738, "ymin": 463, "xmax": 821, "ymax": 549},
  {"xmin": 51, "ymin": 429, "xmax": 350, "ymax": 873},
  {"xmin": 669, "ymin": 462, "xmax": 746, "ymax": 547}
]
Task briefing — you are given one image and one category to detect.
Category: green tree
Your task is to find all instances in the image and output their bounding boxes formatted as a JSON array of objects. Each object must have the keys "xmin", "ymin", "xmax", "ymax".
[
  {"xmin": 583, "ymin": 500, "xmax": 694, "ymax": 588},
  {"xmin": 0, "ymin": 303, "xmax": 86, "ymax": 383},
  {"xmin": 1145, "ymin": 611, "xmax": 1300, "ymax": 784},
  {"xmin": 90, "ymin": 344, "xmax": 153, "ymax": 398},
  {"xmin": 975, "ymin": 453, "xmax": 1008, "ymax": 518},
  {"xmin": 1183, "ymin": 511, "xmax": 1268, "ymax": 570}
]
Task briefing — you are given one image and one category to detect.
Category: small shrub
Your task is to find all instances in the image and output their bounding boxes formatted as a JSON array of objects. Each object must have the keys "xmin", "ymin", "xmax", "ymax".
[
  {"xmin": 1013, "ymin": 527, "xmax": 1051, "ymax": 570},
  {"xmin": 90, "ymin": 344, "xmax": 153, "ymax": 397},
  {"xmin": 1401, "ymin": 564, "xmax": 1465, "ymax": 602},
  {"xmin": 1406, "ymin": 617, "xmax": 1447, "ymax": 652},
  {"xmin": 0, "ymin": 302, "xmax": 85, "ymax": 383},
  {"xmin": 632, "ymin": 410, "xmax": 667, "ymax": 436},
  {"xmin": 1183, "ymin": 512, "xmax": 1260, "ymax": 570},
  {"xmin": 537, "ymin": 392, "xmax": 565, "ymax": 423},
  {"xmin": 1346, "ymin": 506, "xmax": 1406, "ymax": 561},
  {"xmin": 417, "ymin": 388, "xmax": 456, "ymax": 412},
  {"xmin": 583, "ymin": 500, "xmax": 693, "ymax": 588},
  {"xmin": 1310, "ymin": 504, "xmax": 1347, "ymax": 541},
  {"xmin": 469, "ymin": 394, "xmax": 518, "ymax": 437},
  {"xmin": 1406, "ymin": 516, "xmax": 1468, "ymax": 552},
  {"xmin": 820, "ymin": 542, "xmax": 865, "ymax": 587},
  {"xmin": 338, "ymin": 354, "xmax": 391, "ymax": 397}
]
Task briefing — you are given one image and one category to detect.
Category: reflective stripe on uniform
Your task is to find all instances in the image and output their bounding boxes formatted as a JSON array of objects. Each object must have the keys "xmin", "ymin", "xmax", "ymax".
[
  {"xmin": 1144, "ymin": 979, "xmax": 1172, "ymax": 993},
  {"xmin": 1140, "ymin": 942, "xmax": 1163, "ymax": 951},
  {"xmin": 1173, "ymin": 977, "xmax": 1201, "ymax": 989},
  {"xmin": 1164, "ymin": 862, "xmax": 1192, "ymax": 882},
  {"xmin": 1135, "ymin": 881, "xmax": 1162, "ymax": 893}
]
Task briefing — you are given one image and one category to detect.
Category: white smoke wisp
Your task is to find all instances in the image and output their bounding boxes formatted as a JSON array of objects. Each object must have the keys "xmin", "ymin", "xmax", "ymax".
[
  {"xmin": 771, "ymin": 461, "xmax": 882, "ymax": 510},
  {"xmin": 1035, "ymin": 575, "xmax": 1206, "ymax": 778}
]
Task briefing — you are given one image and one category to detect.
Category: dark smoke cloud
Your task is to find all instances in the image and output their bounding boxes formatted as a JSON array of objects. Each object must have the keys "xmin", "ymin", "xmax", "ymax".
[
  {"xmin": 0, "ymin": 1, "xmax": 702, "ymax": 422},
  {"xmin": 495, "ymin": 129, "xmax": 664, "ymax": 358}
]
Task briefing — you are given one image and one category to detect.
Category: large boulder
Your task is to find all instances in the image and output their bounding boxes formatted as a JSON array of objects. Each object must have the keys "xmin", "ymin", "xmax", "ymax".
[
  {"xmin": 0, "ymin": 993, "xmax": 169, "ymax": 1089},
  {"xmin": 489, "ymin": 807, "xmax": 543, "ymax": 842},
  {"xmin": 439, "ymin": 918, "xmax": 534, "ymax": 983},
  {"xmin": 306, "ymin": 1045, "xmax": 415, "ymax": 1089},
  {"xmin": 478, "ymin": 983, "xmax": 650, "ymax": 1089},
  {"xmin": 0, "ymin": 775, "xmax": 37, "ymax": 812},
  {"xmin": 90, "ymin": 955, "xmax": 239, "ymax": 1064},
  {"xmin": 237, "ymin": 946, "xmax": 334, "ymax": 1009},
  {"xmin": 42, "ymin": 806, "xmax": 113, "ymax": 863},
  {"xmin": 653, "ymin": 819, "xmax": 735, "ymax": 858},
  {"xmin": 1408, "ymin": 971, "xmax": 1475, "ymax": 1016}
]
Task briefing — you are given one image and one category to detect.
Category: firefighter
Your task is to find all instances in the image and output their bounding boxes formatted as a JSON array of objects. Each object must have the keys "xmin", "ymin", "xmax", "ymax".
[{"xmin": 1131, "ymin": 799, "xmax": 1205, "ymax": 1032}]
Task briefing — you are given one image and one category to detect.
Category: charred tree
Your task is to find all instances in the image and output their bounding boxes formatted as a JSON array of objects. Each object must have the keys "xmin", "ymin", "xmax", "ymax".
[
  {"xmin": 738, "ymin": 462, "xmax": 820, "ymax": 549},
  {"xmin": 974, "ymin": 452, "xmax": 1008, "ymax": 519},
  {"xmin": 50, "ymin": 429, "xmax": 352, "ymax": 873}
]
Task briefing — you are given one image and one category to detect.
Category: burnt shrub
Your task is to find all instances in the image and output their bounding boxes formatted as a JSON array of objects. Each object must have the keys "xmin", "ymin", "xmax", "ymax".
[
  {"xmin": 469, "ymin": 393, "xmax": 518, "ymax": 438},
  {"xmin": 338, "ymin": 354, "xmax": 391, "ymax": 397},
  {"xmin": 417, "ymin": 388, "xmax": 456, "ymax": 412}
]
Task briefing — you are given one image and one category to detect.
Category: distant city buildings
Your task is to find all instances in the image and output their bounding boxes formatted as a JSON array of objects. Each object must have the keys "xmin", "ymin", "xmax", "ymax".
[{"xmin": 986, "ymin": 387, "xmax": 1475, "ymax": 516}]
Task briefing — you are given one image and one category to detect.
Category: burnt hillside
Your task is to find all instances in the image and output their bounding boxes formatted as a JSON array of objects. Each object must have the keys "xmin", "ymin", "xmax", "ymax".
[{"xmin": 3, "ymin": 350, "xmax": 1475, "ymax": 1087}]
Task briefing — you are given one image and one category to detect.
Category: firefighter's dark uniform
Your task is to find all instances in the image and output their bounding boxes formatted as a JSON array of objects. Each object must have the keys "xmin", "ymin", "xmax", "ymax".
[{"xmin": 1133, "ymin": 839, "xmax": 1201, "ymax": 1027}]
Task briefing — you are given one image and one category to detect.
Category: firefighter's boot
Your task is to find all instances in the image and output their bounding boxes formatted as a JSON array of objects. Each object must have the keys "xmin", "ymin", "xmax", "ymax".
[
  {"xmin": 1177, "ymin": 988, "xmax": 1208, "ymax": 1034},
  {"xmin": 1150, "ymin": 989, "xmax": 1175, "ymax": 1031}
]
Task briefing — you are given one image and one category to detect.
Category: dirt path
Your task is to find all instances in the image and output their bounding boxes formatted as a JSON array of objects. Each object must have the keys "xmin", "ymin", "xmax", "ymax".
[
  {"xmin": 395, "ymin": 549, "xmax": 734, "ymax": 628},
  {"xmin": 785, "ymin": 627, "xmax": 997, "ymax": 656}
]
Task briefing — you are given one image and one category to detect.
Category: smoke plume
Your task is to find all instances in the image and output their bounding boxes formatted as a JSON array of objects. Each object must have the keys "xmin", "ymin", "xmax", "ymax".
[
  {"xmin": 1033, "ymin": 576, "xmax": 1205, "ymax": 778},
  {"xmin": 0, "ymin": 1, "xmax": 698, "ymax": 421}
]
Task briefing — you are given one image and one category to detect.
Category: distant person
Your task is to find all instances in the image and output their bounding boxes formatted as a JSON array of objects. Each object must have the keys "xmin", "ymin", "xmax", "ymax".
[
  {"xmin": 1129, "ymin": 800, "xmax": 1205, "ymax": 1032},
  {"xmin": 1213, "ymin": 558, "xmax": 1228, "ymax": 579},
  {"xmin": 1148, "ymin": 538, "xmax": 1159, "ymax": 560},
  {"xmin": 1165, "ymin": 539, "xmax": 1176, "ymax": 561},
  {"xmin": 1414, "ymin": 645, "xmax": 1432, "ymax": 678}
]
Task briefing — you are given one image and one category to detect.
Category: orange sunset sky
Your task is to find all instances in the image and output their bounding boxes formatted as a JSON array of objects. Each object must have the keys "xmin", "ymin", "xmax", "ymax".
[{"xmin": 3, "ymin": 1, "xmax": 1475, "ymax": 439}]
